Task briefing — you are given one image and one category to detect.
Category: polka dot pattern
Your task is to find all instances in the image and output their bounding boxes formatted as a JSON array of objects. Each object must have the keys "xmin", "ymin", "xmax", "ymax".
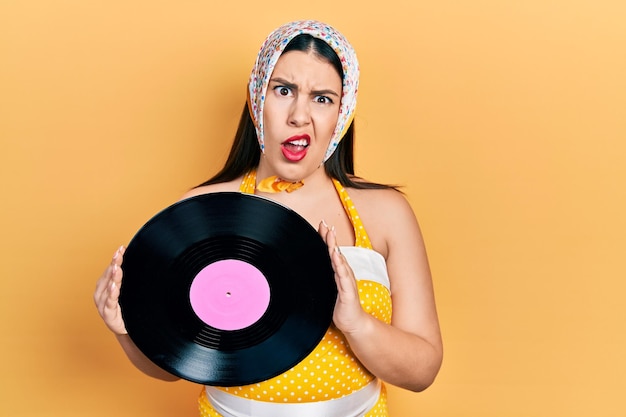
[
  {"xmin": 197, "ymin": 172, "xmax": 391, "ymax": 416},
  {"xmin": 218, "ymin": 326, "xmax": 371, "ymax": 401},
  {"xmin": 358, "ymin": 280, "xmax": 392, "ymax": 324},
  {"xmin": 332, "ymin": 179, "xmax": 372, "ymax": 249},
  {"xmin": 240, "ymin": 172, "xmax": 375, "ymax": 250},
  {"xmin": 240, "ymin": 171, "xmax": 257, "ymax": 194}
]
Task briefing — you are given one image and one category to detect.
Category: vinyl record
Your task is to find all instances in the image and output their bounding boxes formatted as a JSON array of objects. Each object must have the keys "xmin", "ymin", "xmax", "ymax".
[{"xmin": 119, "ymin": 192, "xmax": 337, "ymax": 386}]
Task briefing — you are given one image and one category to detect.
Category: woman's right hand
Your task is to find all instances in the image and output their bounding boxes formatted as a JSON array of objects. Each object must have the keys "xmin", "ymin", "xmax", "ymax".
[{"xmin": 93, "ymin": 246, "xmax": 128, "ymax": 335}]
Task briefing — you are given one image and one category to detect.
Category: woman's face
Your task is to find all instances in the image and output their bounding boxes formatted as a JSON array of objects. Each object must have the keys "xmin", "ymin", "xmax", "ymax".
[{"xmin": 259, "ymin": 50, "xmax": 342, "ymax": 182}]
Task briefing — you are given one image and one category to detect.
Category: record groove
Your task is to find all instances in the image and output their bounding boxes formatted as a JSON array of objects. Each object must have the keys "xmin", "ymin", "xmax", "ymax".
[{"xmin": 119, "ymin": 192, "xmax": 336, "ymax": 386}]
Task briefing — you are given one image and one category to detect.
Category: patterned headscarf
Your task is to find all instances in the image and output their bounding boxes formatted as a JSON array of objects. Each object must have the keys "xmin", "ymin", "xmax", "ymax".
[{"xmin": 248, "ymin": 20, "xmax": 359, "ymax": 162}]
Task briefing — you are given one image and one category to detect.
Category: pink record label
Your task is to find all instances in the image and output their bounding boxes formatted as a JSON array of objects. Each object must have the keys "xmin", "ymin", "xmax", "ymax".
[{"xmin": 189, "ymin": 260, "xmax": 271, "ymax": 330}]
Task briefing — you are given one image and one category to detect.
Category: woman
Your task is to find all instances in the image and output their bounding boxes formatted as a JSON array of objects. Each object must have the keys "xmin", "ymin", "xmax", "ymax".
[{"xmin": 94, "ymin": 20, "xmax": 443, "ymax": 416}]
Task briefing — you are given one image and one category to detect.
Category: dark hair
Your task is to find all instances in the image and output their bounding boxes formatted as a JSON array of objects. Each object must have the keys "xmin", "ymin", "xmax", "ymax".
[{"xmin": 196, "ymin": 34, "xmax": 397, "ymax": 190}]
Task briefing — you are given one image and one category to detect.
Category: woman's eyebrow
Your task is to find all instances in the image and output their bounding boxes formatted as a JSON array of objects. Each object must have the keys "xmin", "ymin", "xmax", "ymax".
[
  {"xmin": 269, "ymin": 77, "xmax": 298, "ymax": 91},
  {"xmin": 269, "ymin": 77, "xmax": 340, "ymax": 97},
  {"xmin": 311, "ymin": 88, "xmax": 340, "ymax": 98}
]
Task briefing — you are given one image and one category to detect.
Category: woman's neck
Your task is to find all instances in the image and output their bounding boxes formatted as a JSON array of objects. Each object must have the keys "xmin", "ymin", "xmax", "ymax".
[{"xmin": 255, "ymin": 162, "xmax": 331, "ymax": 192}]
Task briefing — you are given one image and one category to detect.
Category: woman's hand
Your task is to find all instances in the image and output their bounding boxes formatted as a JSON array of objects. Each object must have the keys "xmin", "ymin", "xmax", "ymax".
[
  {"xmin": 92, "ymin": 245, "xmax": 180, "ymax": 381},
  {"xmin": 93, "ymin": 246, "xmax": 127, "ymax": 335},
  {"xmin": 318, "ymin": 221, "xmax": 369, "ymax": 335}
]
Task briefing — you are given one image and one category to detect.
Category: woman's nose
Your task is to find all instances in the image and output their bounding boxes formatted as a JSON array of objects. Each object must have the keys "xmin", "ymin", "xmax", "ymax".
[{"xmin": 288, "ymin": 97, "xmax": 311, "ymax": 127}]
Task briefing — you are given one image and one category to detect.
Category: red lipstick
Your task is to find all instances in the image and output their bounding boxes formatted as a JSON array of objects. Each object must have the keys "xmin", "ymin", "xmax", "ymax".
[{"xmin": 281, "ymin": 134, "xmax": 310, "ymax": 162}]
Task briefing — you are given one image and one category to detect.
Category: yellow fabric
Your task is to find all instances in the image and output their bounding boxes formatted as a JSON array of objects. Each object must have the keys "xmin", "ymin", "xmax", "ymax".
[
  {"xmin": 198, "ymin": 171, "xmax": 392, "ymax": 416},
  {"xmin": 240, "ymin": 171, "xmax": 256, "ymax": 194},
  {"xmin": 256, "ymin": 175, "xmax": 304, "ymax": 193},
  {"xmin": 331, "ymin": 179, "xmax": 373, "ymax": 250}
]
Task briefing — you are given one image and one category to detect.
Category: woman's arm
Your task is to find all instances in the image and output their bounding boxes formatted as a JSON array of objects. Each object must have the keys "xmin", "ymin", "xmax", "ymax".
[{"xmin": 320, "ymin": 189, "xmax": 443, "ymax": 391}]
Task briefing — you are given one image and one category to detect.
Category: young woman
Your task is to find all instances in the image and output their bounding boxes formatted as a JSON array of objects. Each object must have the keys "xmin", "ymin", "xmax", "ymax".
[{"xmin": 94, "ymin": 20, "xmax": 443, "ymax": 417}]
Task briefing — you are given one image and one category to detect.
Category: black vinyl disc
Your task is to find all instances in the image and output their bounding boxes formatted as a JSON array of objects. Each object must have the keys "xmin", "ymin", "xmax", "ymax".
[{"xmin": 118, "ymin": 192, "xmax": 337, "ymax": 386}]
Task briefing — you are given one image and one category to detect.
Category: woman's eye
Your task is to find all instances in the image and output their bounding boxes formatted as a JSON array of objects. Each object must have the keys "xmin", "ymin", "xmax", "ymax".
[
  {"xmin": 315, "ymin": 96, "xmax": 333, "ymax": 104},
  {"xmin": 274, "ymin": 86, "xmax": 291, "ymax": 96}
]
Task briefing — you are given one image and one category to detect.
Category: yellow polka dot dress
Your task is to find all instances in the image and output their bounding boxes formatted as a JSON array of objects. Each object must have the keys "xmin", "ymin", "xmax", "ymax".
[{"xmin": 198, "ymin": 172, "xmax": 392, "ymax": 416}]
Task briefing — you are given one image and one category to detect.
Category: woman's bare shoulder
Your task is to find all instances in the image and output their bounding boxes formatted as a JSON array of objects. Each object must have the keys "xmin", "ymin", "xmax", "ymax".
[
  {"xmin": 178, "ymin": 178, "xmax": 242, "ymax": 201},
  {"xmin": 347, "ymin": 183, "xmax": 411, "ymax": 214},
  {"xmin": 346, "ymin": 184, "xmax": 419, "ymax": 255}
]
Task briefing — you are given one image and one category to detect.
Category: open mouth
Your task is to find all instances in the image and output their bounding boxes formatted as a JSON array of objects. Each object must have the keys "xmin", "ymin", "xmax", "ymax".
[{"xmin": 281, "ymin": 135, "xmax": 310, "ymax": 161}]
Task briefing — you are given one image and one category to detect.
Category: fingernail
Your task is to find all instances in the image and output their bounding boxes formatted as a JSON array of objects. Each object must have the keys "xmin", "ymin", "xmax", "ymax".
[
  {"xmin": 334, "ymin": 246, "xmax": 342, "ymax": 254},
  {"xmin": 113, "ymin": 245, "xmax": 124, "ymax": 261},
  {"xmin": 321, "ymin": 219, "xmax": 329, "ymax": 228}
]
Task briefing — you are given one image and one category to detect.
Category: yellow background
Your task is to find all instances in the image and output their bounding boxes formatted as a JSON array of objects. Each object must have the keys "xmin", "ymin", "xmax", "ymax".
[{"xmin": 2, "ymin": 1, "xmax": 625, "ymax": 416}]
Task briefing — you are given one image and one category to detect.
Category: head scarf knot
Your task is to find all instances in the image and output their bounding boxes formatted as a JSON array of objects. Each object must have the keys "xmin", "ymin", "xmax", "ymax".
[{"xmin": 248, "ymin": 20, "xmax": 359, "ymax": 162}]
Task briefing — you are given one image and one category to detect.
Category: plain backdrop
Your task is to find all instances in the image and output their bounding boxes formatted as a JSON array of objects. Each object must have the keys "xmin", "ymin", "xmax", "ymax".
[{"xmin": 1, "ymin": 1, "xmax": 625, "ymax": 416}]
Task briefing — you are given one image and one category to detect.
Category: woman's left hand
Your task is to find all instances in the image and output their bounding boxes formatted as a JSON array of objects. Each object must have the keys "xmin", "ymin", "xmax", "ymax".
[{"xmin": 318, "ymin": 221, "xmax": 368, "ymax": 335}]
